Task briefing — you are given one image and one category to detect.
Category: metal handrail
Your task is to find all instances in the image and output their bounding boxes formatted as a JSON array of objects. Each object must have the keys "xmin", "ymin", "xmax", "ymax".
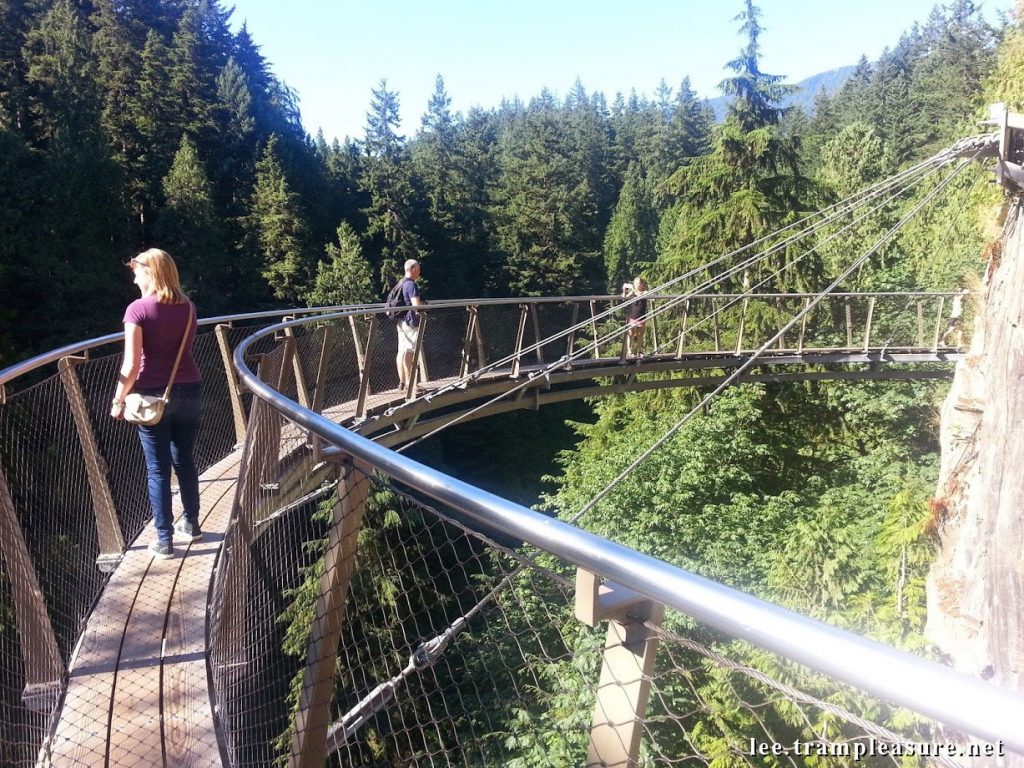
[
  {"xmin": 0, "ymin": 291, "xmax": 962, "ymax": 391},
  {"xmin": 233, "ymin": 312, "xmax": 1024, "ymax": 753}
]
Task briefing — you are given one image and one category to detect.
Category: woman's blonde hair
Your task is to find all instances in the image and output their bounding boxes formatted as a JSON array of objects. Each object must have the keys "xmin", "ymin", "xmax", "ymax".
[
  {"xmin": 633, "ymin": 276, "xmax": 648, "ymax": 292},
  {"xmin": 129, "ymin": 248, "xmax": 185, "ymax": 304}
]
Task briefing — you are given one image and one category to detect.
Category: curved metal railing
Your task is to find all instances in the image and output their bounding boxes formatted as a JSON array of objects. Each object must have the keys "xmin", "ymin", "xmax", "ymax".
[{"xmin": 0, "ymin": 292, "xmax": 989, "ymax": 767}]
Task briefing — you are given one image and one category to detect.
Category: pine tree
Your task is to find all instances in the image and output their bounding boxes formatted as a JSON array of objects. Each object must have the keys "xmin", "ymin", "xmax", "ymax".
[
  {"xmin": 155, "ymin": 134, "xmax": 229, "ymax": 311},
  {"xmin": 305, "ymin": 221, "xmax": 376, "ymax": 307},
  {"xmin": 661, "ymin": 0, "xmax": 819, "ymax": 292},
  {"xmin": 247, "ymin": 133, "xmax": 314, "ymax": 302},
  {"xmin": 361, "ymin": 79, "xmax": 427, "ymax": 287},
  {"xmin": 603, "ymin": 162, "xmax": 658, "ymax": 289}
]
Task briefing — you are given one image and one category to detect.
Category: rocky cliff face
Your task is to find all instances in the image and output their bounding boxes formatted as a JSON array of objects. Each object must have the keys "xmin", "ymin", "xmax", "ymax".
[{"xmin": 926, "ymin": 197, "xmax": 1023, "ymax": 758}]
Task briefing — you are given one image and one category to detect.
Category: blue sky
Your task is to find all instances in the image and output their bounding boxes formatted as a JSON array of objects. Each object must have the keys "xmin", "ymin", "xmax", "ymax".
[{"xmin": 226, "ymin": 0, "xmax": 1011, "ymax": 143}]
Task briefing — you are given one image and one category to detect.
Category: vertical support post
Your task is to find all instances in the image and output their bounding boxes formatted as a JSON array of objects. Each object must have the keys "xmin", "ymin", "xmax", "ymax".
[
  {"xmin": 0, "ymin": 464, "xmax": 63, "ymax": 710},
  {"xmin": 844, "ymin": 297, "xmax": 854, "ymax": 348},
  {"xmin": 406, "ymin": 314, "xmax": 429, "ymax": 400},
  {"xmin": 712, "ymin": 303, "xmax": 721, "ymax": 353},
  {"xmin": 309, "ymin": 324, "xmax": 336, "ymax": 463},
  {"xmin": 917, "ymin": 300, "xmax": 925, "ymax": 347},
  {"xmin": 215, "ymin": 323, "xmax": 248, "ymax": 446},
  {"xmin": 798, "ymin": 298, "xmax": 810, "ymax": 354},
  {"xmin": 735, "ymin": 298, "xmax": 748, "ymax": 354},
  {"xmin": 57, "ymin": 356, "xmax": 125, "ymax": 570},
  {"xmin": 932, "ymin": 296, "xmax": 946, "ymax": 351},
  {"xmin": 576, "ymin": 569, "xmax": 664, "ymax": 768},
  {"xmin": 348, "ymin": 316, "xmax": 366, "ymax": 373},
  {"xmin": 863, "ymin": 297, "xmax": 876, "ymax": 352},
  {"xmin": 417, "ymin": 312, "xmax": 431, "ymax": 385},
  {"xmin": 649, "ymin": 298, "xmax": 659, "ymax": 353},
  {"xmin": 248, "ymin": 347, "xmax": 290, "ymax": 493},
  {"xmin": 354, "ymin": 316, "xmax": 378, "ymax": 419},
  {"xmin": 775, "ymin": 297, "xmax": 786, "ymax": 350},
  {"xmin": 459, "ymin": 306, "xmax": 479, "ymax": 379},
  {"xmin": 675, "ymin": 299, "xmax": 689, "ymax": 358},
  {"xmin": 289, "ymin": 457, "xmax": 370, "ymax": 768},
  {"xmin": 310, "ymin": 324, "xmax": 336, "ymax": 415},
  {"xmin": 284, "ymin": 326, "xmax": 311, "ymax": 409},
  {"xmin": 511, "ymin": 304, "xmax": 529, "ymax": 378},
  {"xmin": 530, "ymin": 302, "xmax": 544, "ymax": 365},
  {"xmin": 565, "ymin": 303, "xmax": 580, "ymax": 367},
  {"xmin": 589, "ymin": 300, "xmax": 601, "ymax": 358}
]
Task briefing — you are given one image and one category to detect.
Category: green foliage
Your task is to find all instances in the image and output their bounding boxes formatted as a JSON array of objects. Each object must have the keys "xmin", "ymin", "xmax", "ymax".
[
  {"xmin": 603, "ymin": 162, "xmax": 658, "ymax": 289},
  {"xmin": 304, "ymin": 221, "xmax": 376, "ymax": 307},
  {"xmin": 247, "ymin": 133, "xmax": 314, "ymax": 302}
]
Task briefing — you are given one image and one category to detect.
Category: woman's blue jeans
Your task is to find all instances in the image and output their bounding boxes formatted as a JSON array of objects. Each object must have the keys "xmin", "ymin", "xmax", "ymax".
[{"xmin": 135, "ymin": 382, "xmax": 202, "ymax": 546}]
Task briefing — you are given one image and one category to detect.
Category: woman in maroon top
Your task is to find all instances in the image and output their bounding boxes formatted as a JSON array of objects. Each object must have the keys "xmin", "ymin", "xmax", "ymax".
[{"xmin": 110, "ymin": 249, "xmax": 203, "ymax": 558}]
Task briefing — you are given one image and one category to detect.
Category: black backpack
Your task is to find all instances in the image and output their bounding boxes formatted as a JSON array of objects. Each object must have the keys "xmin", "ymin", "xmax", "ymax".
[{"xmin": 385, "ymin": 278, "xmax": 409, "ymax": 321}]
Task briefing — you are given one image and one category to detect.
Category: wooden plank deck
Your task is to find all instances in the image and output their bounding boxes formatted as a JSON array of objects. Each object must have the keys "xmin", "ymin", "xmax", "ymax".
[{"xmin": 46, "ymin": 449, "xmax": 241, "ymax": 768}]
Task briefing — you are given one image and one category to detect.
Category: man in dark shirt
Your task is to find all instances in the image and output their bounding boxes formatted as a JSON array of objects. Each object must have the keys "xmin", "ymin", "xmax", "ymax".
[{"xmin": 395, "ymin": 259, "xmax": 423, "ymax": 391}]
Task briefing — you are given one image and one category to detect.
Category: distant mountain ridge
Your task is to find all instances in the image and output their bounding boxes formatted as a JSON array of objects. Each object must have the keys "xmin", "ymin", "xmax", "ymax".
[{"xmin": 706, "ymin": 64, "xmax": 857, "ymax": 121}]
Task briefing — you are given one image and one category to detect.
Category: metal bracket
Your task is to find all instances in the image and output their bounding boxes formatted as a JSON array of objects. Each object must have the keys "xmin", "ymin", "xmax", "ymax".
[{"xmin": 22, "ymin": 680, "xmax": 62, "ymax": 712}]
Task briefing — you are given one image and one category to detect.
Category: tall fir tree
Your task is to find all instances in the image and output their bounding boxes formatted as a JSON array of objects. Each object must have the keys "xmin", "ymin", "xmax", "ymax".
[
  {"xmin": 304, "ymin": 221, "xmax": 376, "ymax": 307},
  {"xmin": 155, "ymin": 134, "xmax": 230, "ymax": 311},
  {"xmin": 361, "ymin": 79, "xmax": 427, "ymax": 288},
  {"xmin": 603, "ymin": 162, "xmax": 658, "ymax": 289},
  {"xmin": 661, "ymin": 0, "xmax": 820, "ymax": 292},
  {"xmin": 247, "ymin": 133, "xmax": 314, "ymax": 302}
]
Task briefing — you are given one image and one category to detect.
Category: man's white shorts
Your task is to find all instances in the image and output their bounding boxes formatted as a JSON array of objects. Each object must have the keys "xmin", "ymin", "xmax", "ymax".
[{"xmin": 397, "ymin": 321, "xmax": 419, "ymax": 354}]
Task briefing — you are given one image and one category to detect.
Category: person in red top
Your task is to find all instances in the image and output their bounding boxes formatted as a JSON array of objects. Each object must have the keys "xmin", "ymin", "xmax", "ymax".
[{"xmin": 110, "ymin": 249, "xmax": 203, "ymax": 558}]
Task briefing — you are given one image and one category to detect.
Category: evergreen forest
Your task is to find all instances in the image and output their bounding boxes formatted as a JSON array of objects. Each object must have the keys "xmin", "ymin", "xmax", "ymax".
[{"xmin": 3, "ymin": 0, "xmax": 1024, "ymax": 763}]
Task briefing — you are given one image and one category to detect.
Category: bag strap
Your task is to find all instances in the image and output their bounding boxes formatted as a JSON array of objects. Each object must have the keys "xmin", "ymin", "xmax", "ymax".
[{"xmin": 160, "ymin": 302, "xmax": 194, "ymax": 404}]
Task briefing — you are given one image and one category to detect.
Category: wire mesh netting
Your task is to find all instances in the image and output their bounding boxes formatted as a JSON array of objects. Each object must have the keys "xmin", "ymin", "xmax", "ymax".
[{"xmin": 0, "ymin": 293, "xmax": 979, "ymax": 766}]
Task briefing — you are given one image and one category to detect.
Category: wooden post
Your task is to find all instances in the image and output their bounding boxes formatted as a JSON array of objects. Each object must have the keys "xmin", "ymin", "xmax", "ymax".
[
  {"xmin": 576, "ymin": 569, "xmax": 664, "ymax": 768},
  {"xmin": 215, "ymin": 323, "xmax": 248, "ymax": 446},
  {"xmin": 589, "ymin": 300, "xmax": 601, "ymax": 358},
  {"xmin": 932, "ymin": 296, "xmax": 947, "ymax": 351},
  {"xmin": 565, "ymin": 302, "xmax": 580, "ymax": 367},
  {"xmin": 798, "ymin": 298, "xmax": 810, "ymax": 354},
  {"xmin": 289, "ymin": 457, "xmax": 371, "ymax": 768},
  {"xmin": 530, "ymin": 302, "xmax": 544, "ymax": 365},
  {"xmin": 309, "ymin": 324, "xmax": 336, "ymax": 463},
  {"xmin": 863, "ymin": 297, "xmax": 876, "ymax": 352},
  {"xmin": 675, "ymin": 299, "xmax": 689, "ymax": 358},
  {"xmin": 511, "ymin": 305, "xmax": 529, "ymax": 378},
  {"xmin": 735, "ymin": 298, "xmax": 748, "ymax": 354},
  {"xmin": 917, "ymin": 300, "xmax": 925, "ymax": 347},
  {"xmin": 349, "ymin": 316, "xmax": 366, "ymax": 373},
  {"xmin": 284, "ymin": 326, "xmax": 311, "ymax": 409},
  {"xmin": 712, "ymin": 304, "xmax": 721, "ymax": 353},
  {"xmin": 406, "ymin": 314, "xmax": 429, "ymax": 400},
  {"xmin": 0, "ymin": 464, "xmax": 63, "ymax": 711},
  {"xmin": 354, "ymin": 317, "xmax": 378, "ymax": 419},
  {"xmin": 845, "ymin": 297, "xmax": 854, "ymax": 348},
  {"xmin": 649, "ymin": 298, "xmax": 659, "ymax": 353},
  {"xmin": 459, "ymin": 306, "xmax": 479, "ymax": 379},
  {"xmin": 57, "ymin": 356, "xmax": 125, "ymax": 571}
]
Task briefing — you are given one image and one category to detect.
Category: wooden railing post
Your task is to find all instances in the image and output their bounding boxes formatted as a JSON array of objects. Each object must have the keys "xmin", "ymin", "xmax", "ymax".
[
  {"xmin": 565, "ymin": 302, "xmax": 580, "ymax": 367},
  {"xmin": 511, "ymin": 305, "xmax": 529, "ymax": 378},
  {"xmin": 284, "ymin": 326, "xmax": 311, "ymax": 409},
  {"xmin": 0, "ymin": 464, "xmax": 63, "ymax": 711},
  {"xmin": 405, "ymin": 314, "xmax": 429, "ymax": 400},
  {"xmin": 289, "ymin": 456, "xmax": 370, "ymax": 768},
  {"xmin": 735, "ymin": 297, "xmax": 748, "ymax": 354},
  {"xmin": 932, "ymin": 296, "xmax": 947, "ymax": 351},
  {"xmin": 845, "ymin": 297, "xmax": 854, "ymax": 348},
  {"xmin": 530, "ymin": 302, "xmax": 544, "ymax": 365},
  {"xmin": 309, "ymin": 324, "xmax": 336, "ymax": 463},
  {"xmin": 576, "ymin": 569, "xmax": 664, "ymax": 768},
  {"xmin": 57, "ymin": 355, "xmax": 125, "ymax": 571},
  {"xmin": 589, "ymin": 300, "xmax": 601, "ymax": 358},
  {"xmin": 354, "ymin": 317, "xmax": 378, "ymax": 419},
  {"xmin": 798, "ymin": 297, "xmax": 810, "ymax": 354},
  {"xmin": 215, "ymin": 323, "xmax": 248, "ymax": 446},
  {"xmin": 675, "ymin": 299, "xmax": 689, "ymax": 358},
  {"xmin": 459, "ymin": 306, "xmax": 479, "ymax": 379},
  {"xmin": 863, "ymin": 297, "xmax": 877, "ymax": 352}
]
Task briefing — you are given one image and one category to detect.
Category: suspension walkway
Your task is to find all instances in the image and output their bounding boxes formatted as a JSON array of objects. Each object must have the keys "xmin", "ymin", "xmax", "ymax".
[{"xmin": 2, "ymin": 122, "xmax": 1024, "ymax": 767}]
